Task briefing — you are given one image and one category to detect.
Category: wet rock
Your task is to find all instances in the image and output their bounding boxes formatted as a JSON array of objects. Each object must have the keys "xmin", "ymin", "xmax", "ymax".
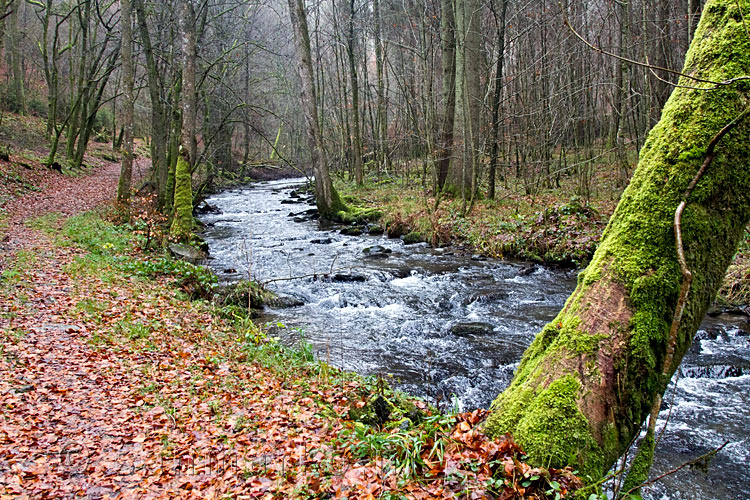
[
  {"xmin": 347, "ymin": 393, "xmax": 423, "ymax": 427},
  {"xmin": 195, "ymin": 202, "xmax": 221, "ymax": 215},
  {"xmin": 402, "ymin": 232, "xmax": 424, "ymax": 245},
  {"xmin": 367, "ymin": 224, "xmax": 384, "ymax": 235},
  {"xmin": 293, "ymin": 217, "xmax": 307, "ymax": 223},
  {"xmin": 193, "ymin": 236, "xmax": 210, "ymax": 254},
  {"xmin": 311, "ymin": 238, "xmax": 333, "ymax": 245},
  {"xmin": 470, "ymin": 254, "xmax": 487, "ymax": 261},
  {"xmin": 340, "ymin": 226, "xmax": 363, "ymax": 236},
  {"xmin": 168, "ymin": 243, "xmax": 207, "ymax": 264},
  {"xmin": 331, "ymin": 273, "xmax": 367, "ymax": 283},
  {"xmin": 518, "ymin": 266, "xmax": 536, "ymax": 277},
  {"xmin": 362, "ymin": 245, "xmax": 392, "ymax": 259},
  {"xmin": 223, "ymin": 268, "xmax": 237, "ymax": 274},
  {"xmin": 448, "ymin": 322, "xmax": 496, "ymax": 338},
  {"xmin": 462, "ymin": 291, "xmax": 509, "ymax": 305},
  {"xmin": 388, "ymin": 268, "xmax": 412, "ymax": 279},
  {"xmin": 266, "ymin": 295, "xmax": 305, "ymax": 308},
  {"xmin": 280, "ymin": 199, "xmax": 301, "ymax": 205}
]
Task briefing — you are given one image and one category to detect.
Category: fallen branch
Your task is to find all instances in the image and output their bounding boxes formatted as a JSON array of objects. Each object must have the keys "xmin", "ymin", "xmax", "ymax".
[{"xmin": 622, "ymin": 440, "xmax": 730, "ymax": 497}]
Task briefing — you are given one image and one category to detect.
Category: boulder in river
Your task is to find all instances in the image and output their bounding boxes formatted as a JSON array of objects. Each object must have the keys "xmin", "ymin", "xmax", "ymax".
[
  {"xmin": 402, "ymin": 232, "xmax": 424, "ymax": 245},
  {"xmin": 462, "ymin": 291, "xmax": 510, "ymax": 305},
  {"xmin": 448, "ymin": 322, "xmax": 496, "ymax": 338},
  {"xmin": 311, "ymin": 238, "xmax": 334, "ymax": 245},
  {"xmin": 362, "ymin": 245, "xmax": 392, "ymax": 259},
  {"xmin": 265, "ymin": 295, "xmax": 305, "ymax": 308},
  {"xmin": 331, "ymin": 273, "xmax": 368, "ymax": 283},
  {"xmin": 216, "ymin": 281, "xmax": 304, "ymax": 311},
  {"xmin": 195, "ymin": 202, "xmax": 221, "ymax": 215},
  {"xmin": 340, "ymin": 226, "xmax": 364, "ymax": 236}
]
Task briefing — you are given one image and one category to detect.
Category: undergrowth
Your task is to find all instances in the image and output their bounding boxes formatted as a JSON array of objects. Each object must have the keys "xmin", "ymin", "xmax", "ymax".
[{"xmin": 47, "ymin": 208, "xmax": 583, "ymax": 498}]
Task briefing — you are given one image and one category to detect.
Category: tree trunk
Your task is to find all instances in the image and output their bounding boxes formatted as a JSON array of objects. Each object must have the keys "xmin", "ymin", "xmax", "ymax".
[
  {"xmin": 7, "ymin": 0, "xmax": 25, "ymax": 115},
  {"xmin": 347, "ymin": 0, "xmax": 364, "ymax": 185},
  {"xmin": 117, "ymin": 0, "xmax": 135, "ymax": 205},
  {"xmin": 485, "ymin": 0, "xmax": 750, "ymax": 481},
  {"xmin": 287, "ymin": 0, "xmax": 344, "ymax": 218},
  {"xmin": 487, "ymin": 0, "xmax": 507, "ymax": 200},
  {"xmin": 436, "ymin": 0, "xmax": 455, "ymax": 191},
  {"xmin": 133, "ymin": 0, "xmax": 169, "ymax": 210},
  {"xmin": 688, "ymin": 0, "xmax": 701, "ymax": 43},
  {"xmin": 170, "ymin": 0, "xmax": 197, "ymax": 241},
  {"xmin": 372, "ymin": 0, "xmax": 388, "ymax": 173},
  {"xmin": 463, "ymin": 0, "xmax": 481, "ymax": 203}
]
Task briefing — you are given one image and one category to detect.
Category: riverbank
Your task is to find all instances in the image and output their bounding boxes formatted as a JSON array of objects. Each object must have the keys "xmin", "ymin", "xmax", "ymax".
[
  {"xmin": 1, "ymin": 163, "xmax": 584, "ymax": 497},
  {"xmin": 335, "ymin": 176, "xmax": 749, "ymax": 306}
]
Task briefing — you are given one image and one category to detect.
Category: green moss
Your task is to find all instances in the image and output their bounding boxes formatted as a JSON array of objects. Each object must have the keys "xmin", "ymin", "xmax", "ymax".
[
  {"xmin": 621, "ymin": 429, "xmax": 655, "ymax": 498},
  {"xmin": 507, "ymin": 376, "xmax": 603, "ymax": 477},
  {"xmin": 402, "ymin": 231, "xmax": 424, "ymax": 244},
  {"xmin": 334, "ymin": 206, "xmax": 383, "ymax": 224},
  {"xmin": 170, "ymin": 155, "xmax": 193, "ymax": 241}
]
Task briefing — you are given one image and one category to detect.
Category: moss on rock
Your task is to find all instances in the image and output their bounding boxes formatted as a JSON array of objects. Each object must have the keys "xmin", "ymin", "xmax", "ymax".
[{"xmin": 402, "ymin": 231, "xmax": 424, "ymax": 245}]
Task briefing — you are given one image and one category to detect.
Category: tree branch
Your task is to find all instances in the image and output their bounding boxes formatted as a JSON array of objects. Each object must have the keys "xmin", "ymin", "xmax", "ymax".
[{"xmin": 560, "ymin": 3, "xmax": 750, "ymax": 90}]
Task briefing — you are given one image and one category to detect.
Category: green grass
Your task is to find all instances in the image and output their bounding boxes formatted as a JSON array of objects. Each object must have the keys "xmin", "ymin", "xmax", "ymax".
[
  {"xmin": 25, "ymin": 213, "xmax": 62, "ymax": 235},
  {"xmin": 1, "ymin": 249, "xmax": 37, "ymax": 288}
]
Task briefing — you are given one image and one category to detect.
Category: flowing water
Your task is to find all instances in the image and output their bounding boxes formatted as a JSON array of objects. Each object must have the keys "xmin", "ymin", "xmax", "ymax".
[{"xmin": 199, "ymin": 178, "xmax": 749, "ymax": 500}]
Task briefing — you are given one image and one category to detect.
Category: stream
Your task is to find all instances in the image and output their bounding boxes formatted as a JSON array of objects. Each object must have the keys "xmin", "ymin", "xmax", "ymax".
[{"xmin": 199, "ymin": 178, "xmax": 749, "ymax": 500}]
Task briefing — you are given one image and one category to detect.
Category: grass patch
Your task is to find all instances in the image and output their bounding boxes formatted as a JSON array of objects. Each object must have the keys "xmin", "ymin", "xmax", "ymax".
[
  {"xmin": 337, "ymin": 178, "xmax": 607, "ymax": 266},
  {"xmin": 25, "ymin": 213, "xmax": 63, "ymax": 235},
  {"xmin": 1, "ymin": 249, "xmax": 38, "ymax": 288}
]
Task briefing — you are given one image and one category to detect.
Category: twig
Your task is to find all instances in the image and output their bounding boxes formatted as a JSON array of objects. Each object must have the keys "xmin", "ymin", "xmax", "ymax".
[
  {"xmin": 665, "ymin": 109, "xmax": 750, "ymax": 383},
  {"xmin": 632, "ymin": 108, "xmax": 749, "ymax": 496},
  {"xmin": 622, "ymin": 440, "xmax": 730, "ymax": 497}
]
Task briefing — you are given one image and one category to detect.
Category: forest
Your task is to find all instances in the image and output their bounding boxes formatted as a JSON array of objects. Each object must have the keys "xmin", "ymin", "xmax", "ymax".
[{"xmin": 0, "ymin": 0, "xmax": 748, "ymax": 498}]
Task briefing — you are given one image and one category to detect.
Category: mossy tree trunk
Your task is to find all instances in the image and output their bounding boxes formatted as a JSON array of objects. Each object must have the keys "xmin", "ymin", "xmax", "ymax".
[
  {"xmin": 170, "ymin": 154, "xmax": 193, "ymax": 240},
  {"xmin": 287, "ymin": 0, "xmax": 345, "ymax": 219},
  {"xmin": 170, "ymin": 0, "xmax": 197, "ymax": 241},
  {"xmin": 485, "ymin": 0, "xmax": 750, "ymax": 481}
]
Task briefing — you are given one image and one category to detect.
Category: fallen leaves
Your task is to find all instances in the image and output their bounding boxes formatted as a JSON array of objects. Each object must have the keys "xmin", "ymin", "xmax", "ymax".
[{"xmin": 1, "ymin": 164, "xmax": 582, "ymax": 499}]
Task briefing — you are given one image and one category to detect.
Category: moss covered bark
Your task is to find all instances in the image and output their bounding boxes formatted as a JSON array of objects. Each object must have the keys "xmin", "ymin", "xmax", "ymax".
[
  {"xmin": 485, "ymin": 0, "xmax": 750, "ymax": 481},
  {"xmin": 170, "ymin": 154, "xmax": 194, "ymax": 241}
]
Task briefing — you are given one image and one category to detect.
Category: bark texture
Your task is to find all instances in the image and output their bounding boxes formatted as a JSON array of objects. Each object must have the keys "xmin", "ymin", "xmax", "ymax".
[
  {"xmin": 485, "ymin": 0, "xmax": 750, "ymax": 480},
  {"xmin": 287, "ymin": 0, "xmax": 345, "ymax": 218},
  {"xmin": 117, "ymin": 0, "xmax": 135, "ymax": 205},
  {"xmin": 436, "ymin": 0, "xmax": 455, "ymax": 191}
]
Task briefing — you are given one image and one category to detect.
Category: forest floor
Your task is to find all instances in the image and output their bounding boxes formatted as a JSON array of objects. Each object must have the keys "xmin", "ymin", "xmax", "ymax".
[
  {"xmin": 0, "ymin": 134, "xmax": 582, "ymax": 496},
  {"xmin": 336, "ymin": 170, "xmax": 749, "ymax": 306}
]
